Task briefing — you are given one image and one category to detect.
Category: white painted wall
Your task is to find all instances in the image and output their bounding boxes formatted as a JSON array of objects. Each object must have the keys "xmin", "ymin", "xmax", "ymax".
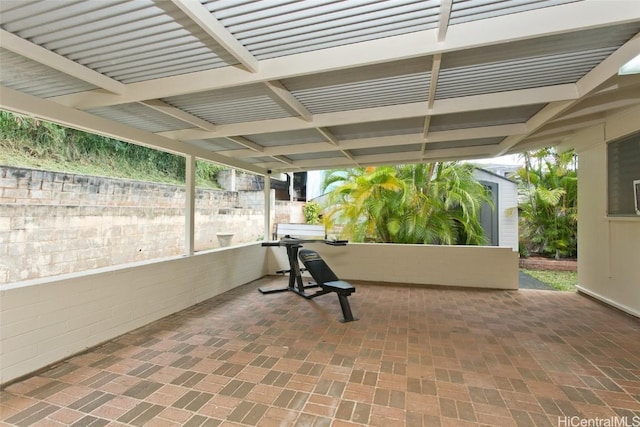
[
  {"xmin": 0, "ymin": 243, "xmax": 268, "ymax": 385},
  {"xmin": 267, "ymin": 243, "xmax": 519, "ymax": 290},
  {"xmin": 561, "ymin": 106, "xmax": 640, "ymax": 318}
]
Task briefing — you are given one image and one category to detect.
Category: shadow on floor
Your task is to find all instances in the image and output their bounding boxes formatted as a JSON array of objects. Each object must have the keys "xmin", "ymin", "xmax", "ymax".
[{"xmin": 519, "ymin": 270, "xmax": 557, "ymax": 290}]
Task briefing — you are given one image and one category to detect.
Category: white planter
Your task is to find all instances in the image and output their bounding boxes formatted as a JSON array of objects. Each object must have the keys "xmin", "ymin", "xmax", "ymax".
[{"xmin": 216, "ymin": 232, "xmax": 234, "ymax": 247}]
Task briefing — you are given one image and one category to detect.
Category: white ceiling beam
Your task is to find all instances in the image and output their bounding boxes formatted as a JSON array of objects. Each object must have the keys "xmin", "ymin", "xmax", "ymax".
[
  {"xmin": 423, "ymin": 145, "xmax": 496, "ymax": 161},
  {"xmin": 423, "ymin": 53, "xmax": 441, "ymax": 143},
  {"xmin": 268, "ymin": 145, "xmax": 500, "ymax": 172},
  {"xmin": 316, "ymin": 128, "xmax": 339, "ymax": 146},
  {"xmin": 140, "ymin": 100, "xmax": 216, "ymax": 131},
  {"xmin": 157, "ymin": 101, "xmax": 427, "ymax": 140},
  {"xmin": 218, "ymin": 142, "xmax": 333, "ymax": 158},
  {"xmin": 0, "ymin": 85, "xmax": 266, "ymax": 175},
  {"xmin": 49, "ymin": 1, "xmax": 639, "ymax": 109},
  {"xmin": 437, "ymin": 0, "xmax": 453, "ymax": 42},
  {"xmin": 158, "ymin": 84, "xmax": 577, "ymax": 141},
  {"xmin": 225, "ymin": 136, "xmax": 264, "ymax": 152},
  {"xmin": 530, "ymin": 113, "xmax": 607, "ymax": 138},
  {"xmin": 271, "ymin": 155, "xmax": 296, "ymax": 166},
  {"xmin": 216, "ymin": 124, "xmax": 527, "ymax": 159},
  {"xmin": 263, "ymin": 81, "xmax": 312, "ymax": 121},
  {"xmin": 0, "ymin": 29, "xmax": 125, "ymax": 95},
  {"xmin": 427, "ymin": 124, "xmax": 527, "ymax": 143},
  {"xmin": 497, "ymin": 100, "xmax": 576, "ymax": 154},
  {"xmin": 433, "ymin": 84, "xmax": 578, "ymax": 115},
  {"xmin": 427, "ymin": 54, "xmax": 442, "ymax": 110},
  {"xmin": 169, "ymin": 0, "xmax": 259, "ymax": 73},
  {"xmin": 340, "ymin": 150, "xmax": 356, "ymax": 162}
]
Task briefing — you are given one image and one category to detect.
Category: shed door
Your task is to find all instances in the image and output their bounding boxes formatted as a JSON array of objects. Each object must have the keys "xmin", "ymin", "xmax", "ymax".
[{"xmin": 479, "ymin": 181, "xmax": 499, "ymax": 246}]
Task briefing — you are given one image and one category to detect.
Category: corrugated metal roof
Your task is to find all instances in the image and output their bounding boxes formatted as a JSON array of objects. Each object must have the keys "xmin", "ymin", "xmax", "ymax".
[
  {"xmin": 436, "ymin": 48, "xmax": 616, "ymax": 99},
  {"xmin": 328, "ymin": 118, "xmax": 425, "ymax": 140},
  {"xmin": 0, "ymin": 0, "xmax": 638, "ymax": 173},
  {"xmin": 429, "ymin": 105, "xmax": 545, "ymax": 132},
  {"xmin": 0, "ymin": 49, "xmax": 97, "ymax": 97},
  {"xmin": 243, "ymin": 129, "xmax": 326, "ymax": 147},
  {"xmin": 85, "ymin": 104, "xmax": 191, "ymax": 133},
  {"xmin": 349, "ymin": 143, "xmax": 422, "ymax": 157},
  {"xmin": 291, "ymin": 72, "xmax": 430, "ymax": 115},
  {"xmin": 437, "ymin": 22, "xmax": 640, "ymax": 99},
  {"xmin": 285, "ymin": 151, "xmax": 350, "ymax": 161},
  {"xmin": 163, "ymin": 85, "xmax": 294, "ymax": 125},
  {"xmin": 186, "ymin": 138, "xmax": 245, "ymax": 152},
  {"xmin": 449, "ymin": 0, "xmax": 582, "ymax": 25},
  {"xmin": 442, "ymin": 23, "xmax": 640, "ymax": 69},
  {"xmin": 206, "ymin": 0, "xmax": 440, "ymax": 59},
  {"xmin": 427, "ymin": 137, "xmax": 503, "ymax": 151},
  {"xmin": 0, "ymin": 0, "xmax": 236, "ymax": 84}
]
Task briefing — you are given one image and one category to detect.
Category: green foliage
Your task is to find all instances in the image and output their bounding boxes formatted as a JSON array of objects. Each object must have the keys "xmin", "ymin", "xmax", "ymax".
[
  {"xmin": 322, "ymin": 163, "xmax": 490, "ymax": 245},
  {"xmin": 512, "ymin": 147, "xmax": 577, "ymax": 259},
  {"xmin": 303, "ymin": 201, "xmax": 322, "ymax": 224},
  {"xmin": 0, "ymin": 110, "xmax": 223, "ymax": 187}
]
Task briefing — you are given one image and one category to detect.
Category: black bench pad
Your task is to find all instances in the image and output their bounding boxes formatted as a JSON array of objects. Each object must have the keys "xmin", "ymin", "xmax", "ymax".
[{"xmin": 323, "ymin": 280, "xmax": 355, "ymax": 295}]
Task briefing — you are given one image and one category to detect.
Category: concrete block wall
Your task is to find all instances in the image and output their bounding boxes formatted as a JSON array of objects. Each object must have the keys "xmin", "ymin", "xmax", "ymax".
[{"xmin": 0, "ymin": 166, "xmax": 301, "ymax": 284}]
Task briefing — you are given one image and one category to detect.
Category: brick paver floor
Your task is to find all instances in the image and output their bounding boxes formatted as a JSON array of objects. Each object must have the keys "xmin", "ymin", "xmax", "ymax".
[{"xmin": 1, "ymin": 276, "xmax": 639, "ymax": 426}]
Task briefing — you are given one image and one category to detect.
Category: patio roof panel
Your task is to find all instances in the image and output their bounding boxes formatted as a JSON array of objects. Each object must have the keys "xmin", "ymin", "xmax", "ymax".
[
  {"xmin": 436, "ymin": 48, "xmax": 618, "ymax": 99},
  {"xmin": 429, "ymin": 104, "xmax": 546, "ymax": 132},
  {"xmin": 449, "ymin": 0, "xmax": 582, "ymax": 25},
  {"xmin": 328, "ymin": 117, "xmax": 426, "ymax": 141},
  {"xmin": 185, "ymin": 138, "xmax": 246, "ymax": 152},
  {"xmin": 0, "ymin": 0, "xmax": 638, "ymax": 174},
  {"xmin": 241, "ymin": 129, "xmax": 327, "ymax": 148},
  {"xmin": 0, "ymin": 0, "xmax": 239, "ymax": 84},
  {"xmin": 163, "ymin": 84, "xmax": 295, "ymax": 125},
  {"xmin": 207, "ymin": 0, "xmax": 440, "ymax": 60},
  {"xmin": 290, "ymin": 72, "xmax": 430, "ymax": 115},
  {"xmin": 426, "ymin": 136, "xmax": 503, "ymax": 151},
  {"xmin": 85, "ymin": 103, "xmax": 193, "ymax": 134},
  {"xmin": 0, "ymin": 49, "xmax": 97, "ymax": 98},
  {"xmin": 349, "ymin": 143, "xmax": 423, "ymax": 157}
]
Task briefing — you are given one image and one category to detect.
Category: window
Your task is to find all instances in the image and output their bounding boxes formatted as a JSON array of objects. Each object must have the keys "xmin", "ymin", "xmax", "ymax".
[{"xmin": 608, "ymin": 132, "xmax": 640, "ymax": 216}]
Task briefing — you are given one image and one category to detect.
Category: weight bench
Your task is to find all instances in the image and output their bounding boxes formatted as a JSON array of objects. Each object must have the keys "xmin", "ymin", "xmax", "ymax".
[{"xmin": 298, "ymin": 249, "xmax": 357, "ymax": 323}]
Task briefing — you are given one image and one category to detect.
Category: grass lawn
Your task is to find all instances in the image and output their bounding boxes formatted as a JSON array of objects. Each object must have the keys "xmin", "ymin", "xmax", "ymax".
[{"xmin": 522, "ymin": 269, "xmax": 577, "ymax": 292}]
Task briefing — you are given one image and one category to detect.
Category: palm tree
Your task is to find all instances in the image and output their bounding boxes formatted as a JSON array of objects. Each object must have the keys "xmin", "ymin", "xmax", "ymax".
[
  {"xmin": 322, "ymin": 162, "xmax": 489, "ymax": 245},
  {"xmin": 513, "ymin": 148, "xmax": 577, "ymax": 259}
]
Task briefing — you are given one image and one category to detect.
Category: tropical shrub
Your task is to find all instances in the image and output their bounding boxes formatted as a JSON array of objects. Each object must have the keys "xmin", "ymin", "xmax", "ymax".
[
  {"xmin": 303, "ymin": 201, "xmax": 322, "ymax": 224},
  {"xmin": 322, "ymin": 162, "xmax": 490, "ymax": 245},
  {"xmin": 512, "ymin": 148, "xmax": 577, "ymax": 259}
]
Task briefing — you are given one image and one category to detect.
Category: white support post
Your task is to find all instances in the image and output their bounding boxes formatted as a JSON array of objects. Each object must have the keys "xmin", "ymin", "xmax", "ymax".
[
  {"xmin": 264, "ymin": 173, "xmax": 271, "ymax": 240},
  {"xmin": 230, "ymin": 168, "xmax": 236, "ymax": 191},
  {"xmin": 289, "ymin": 172, "xmax": 295, "ymax": 201},
  {"xmin": 185, "ymin": 155, "xmax": 195, "ymax": 255}
]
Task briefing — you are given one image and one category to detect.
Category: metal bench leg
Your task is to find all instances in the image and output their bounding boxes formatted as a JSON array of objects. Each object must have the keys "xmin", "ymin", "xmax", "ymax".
[{"xmin": 337, "ymin": 294, "xmax": 357, "ymax": 322}]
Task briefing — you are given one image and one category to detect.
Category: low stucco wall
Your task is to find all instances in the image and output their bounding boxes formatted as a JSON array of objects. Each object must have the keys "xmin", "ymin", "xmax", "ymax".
[
  {"xmin": 267, "ymin": 243, "xmax": 519, "ymax": 290},
  {"xmin": 0, "ymin": 242, "xmax": 268, "ymax": 385}
]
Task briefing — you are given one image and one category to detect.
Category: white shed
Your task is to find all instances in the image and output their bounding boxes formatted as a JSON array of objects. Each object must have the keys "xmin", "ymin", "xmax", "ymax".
[{"xmin": 473, "ymin": 168, "xmax": 519, "ymax": 251}]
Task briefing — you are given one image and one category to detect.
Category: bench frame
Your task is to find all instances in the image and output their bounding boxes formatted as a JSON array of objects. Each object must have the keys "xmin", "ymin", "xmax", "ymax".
[
  {"xmin": 298, "ymin": 249, "xmax": 357, "ymax": 323},
  {"xmin": 260, "ymin": 239, "xmax": 356, "ymax": 322}
]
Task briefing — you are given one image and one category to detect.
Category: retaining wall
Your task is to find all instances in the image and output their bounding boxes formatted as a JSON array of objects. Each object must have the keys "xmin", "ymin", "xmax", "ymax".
[{"xmin": 0, "ymin": 166, "xmax": 303, "ymax": 284}]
